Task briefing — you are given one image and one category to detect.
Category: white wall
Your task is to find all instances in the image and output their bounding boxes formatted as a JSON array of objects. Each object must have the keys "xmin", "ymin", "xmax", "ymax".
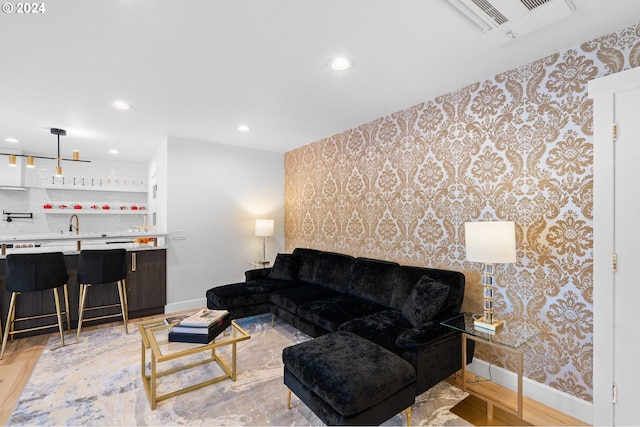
[{"xmin": 163, "ymin": 137, "xmax": 284, "ymax": 312}]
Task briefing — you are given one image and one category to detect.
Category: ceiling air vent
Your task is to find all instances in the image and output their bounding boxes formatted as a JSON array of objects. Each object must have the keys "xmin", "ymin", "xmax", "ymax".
[{"xmin": 445, "ymin": 0, "xmax": 575, "ymax": 44}]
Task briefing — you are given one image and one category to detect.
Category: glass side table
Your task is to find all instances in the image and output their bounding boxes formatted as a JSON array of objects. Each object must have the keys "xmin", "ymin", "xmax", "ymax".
[{"xmin": 441, "ymin": 312, "xmax": 540, "ymax": 420}]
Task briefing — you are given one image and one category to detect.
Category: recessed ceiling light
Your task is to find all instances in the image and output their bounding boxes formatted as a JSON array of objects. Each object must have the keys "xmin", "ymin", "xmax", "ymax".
[
  {"xmin": 112, "ymin": 101, "xmax": 131, "ymax": 110},
  {"xmin": 328, "ymin": 57, "xmax": 351, "ymax": 71},
  {"xmin": 109, "ymin": 149, "xmax": 119, "ymax": 154},
  {"xmin": 4, "ymin": 137, "xmax": 19, "ymax": 143},
  {"xmin": 237, "ymin": 125, "xmax": 251, "ymax": 132}
]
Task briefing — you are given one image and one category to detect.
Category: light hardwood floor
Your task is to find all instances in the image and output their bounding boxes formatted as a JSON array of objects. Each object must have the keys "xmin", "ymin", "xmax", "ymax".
[
  {"xmin": 447, "ymin": 375, "xmax": 589, "ymax": 426},
  {"xmin": 0, "ymin": 316, "xmax": 589, "ymax": 426}
]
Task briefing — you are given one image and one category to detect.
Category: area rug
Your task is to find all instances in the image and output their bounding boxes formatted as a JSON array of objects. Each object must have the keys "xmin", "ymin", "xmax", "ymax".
[{"xmin": 8, "ymin": 314, "xmax": 470, "ymax": 426}]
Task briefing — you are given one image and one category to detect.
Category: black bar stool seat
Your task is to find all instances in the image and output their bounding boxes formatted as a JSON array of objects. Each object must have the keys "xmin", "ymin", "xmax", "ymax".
[
  {"xmin": 76, "ymin": 249, "xmax": 129, "ymax": 342},
  {"xmin": 1, "ymin": 252, "xmax": 70, "ymax": 360}
]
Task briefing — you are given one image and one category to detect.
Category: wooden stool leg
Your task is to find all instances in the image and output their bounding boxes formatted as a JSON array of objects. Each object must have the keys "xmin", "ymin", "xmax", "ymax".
[
  {"xmin": 0, "ymin": 293, "xmax": 17, "ymax": 360},
  {"xmin": 76, "ymin": 284, "xmax": 89, "ymax": 343},
  {"xmin": 53, "ymin": 288, "xmax": 65, "ymax": 347}
]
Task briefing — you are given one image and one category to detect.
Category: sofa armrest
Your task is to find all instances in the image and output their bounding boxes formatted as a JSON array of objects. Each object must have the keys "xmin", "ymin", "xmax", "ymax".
[
  {"xmin": 245, "ymin": 267, "xmax": 272, "ymax": 281},
  {"xmin": 395, "ymin": 321, "xmax": 458, "ymax": 349}
]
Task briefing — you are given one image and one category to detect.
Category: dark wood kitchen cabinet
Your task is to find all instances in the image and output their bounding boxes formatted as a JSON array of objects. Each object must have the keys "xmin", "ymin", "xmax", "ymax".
[
  {"xmin": 126, "ymin": 249, "xmax": 166, "ymax": 317},
  {"xmin": 0, "ymin": 248, "xmax": 166, "ymax": 336}
]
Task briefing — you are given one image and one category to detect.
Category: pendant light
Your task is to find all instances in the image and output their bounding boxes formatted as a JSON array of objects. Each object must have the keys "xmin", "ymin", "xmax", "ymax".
[
  {"xmin": 1, "ymin": 127, "xmax": 90, "ymax": 173},
  {"xmin": 52, "ymin": 127, "xmax": 66, "ymax": 176}
]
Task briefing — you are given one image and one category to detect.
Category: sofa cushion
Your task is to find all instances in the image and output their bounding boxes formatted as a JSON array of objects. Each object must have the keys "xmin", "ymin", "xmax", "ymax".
[
  {"xmin": 268, "ymin": 253, "xmax": 300, "ymax": 281},
  {"xmin": 312, "ymin": 251, "xmax": 354, "ymax": 292},
  {"xmin": 338, "ymin": 309, "xmax": 413, "ymax": 355},
  {"xmin": 392, "ymin": 266, "xmax": 429, "ymax": 310},
  {"xmin": 404, "ymin": 266, "xmax": 465, "ymax": 320},
  {"xmin": 395, "ymin": 321, "xmax": 455, "ymax": 349},
  {"xmin": 297, "ymin": 295, "xmax": 386, "ymax": 332},
  {"xmin": 348, "ymin": 258, "xmax": 402, "ymax": 307},
  {"xmin": 271, "ymin": 284, "xmax": 341, "ymax": 314},
  {"xmin": 402, "ymin": 277, "xmax": 449, "ymax": 327},
  {"xmin": 292, "ymin": 248, "xmax": 321, "ymax": 283},
  {"xmin": 207, "ymin": 279, "xmax": 298, "ymax": 308},
  {"xmin": 282, "ymin": 331, "xmax": 416, "ymax": 417}
]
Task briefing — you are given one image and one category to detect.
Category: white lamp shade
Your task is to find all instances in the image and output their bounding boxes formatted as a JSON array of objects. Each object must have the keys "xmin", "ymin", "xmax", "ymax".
[
  {"xmin": 255, "ymin": 219, "xmax": 274, "ymax": 237},
  {"xmin": 464, "ymin": 221, "xmax": 516, "ymax": 264}
]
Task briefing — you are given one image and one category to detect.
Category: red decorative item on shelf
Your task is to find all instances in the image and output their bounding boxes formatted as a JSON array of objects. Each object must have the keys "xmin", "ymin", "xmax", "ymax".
[
  {"xmin": 74, "ymin": 204, "xmax": 83, "ymax": 210},
  {"xmin": 120, "ymin": 205, "xmax": 127, "ymax": 210},
  {"xmin": 58, "ymin": 204, "xmax": 67, "ymax": 209},
  {"xmin": 102, "ymin": 205, "xmax": 110, "ymax": 210},
  {"xmin": 131, "ymin": 205, "xmax": 138, "ymax": 210},
  {"xmin": 90, "ymin": 205, "xmax": 99, "ymax": 210},
  {"xmin": 43, "ymin": 204, "xmax": 53, "ymax": 209}
]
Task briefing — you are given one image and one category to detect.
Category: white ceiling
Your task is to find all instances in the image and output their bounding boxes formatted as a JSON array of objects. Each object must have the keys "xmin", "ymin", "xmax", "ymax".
[{"xmin": 1, "ymin": 0, "xmax": 640, "ymax": 163}]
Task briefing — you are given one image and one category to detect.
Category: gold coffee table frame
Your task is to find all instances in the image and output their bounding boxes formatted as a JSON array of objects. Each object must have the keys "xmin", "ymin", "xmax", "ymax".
[{"xmin": 138, "ymin": 318, "xmax": 251, "ymax": 409}]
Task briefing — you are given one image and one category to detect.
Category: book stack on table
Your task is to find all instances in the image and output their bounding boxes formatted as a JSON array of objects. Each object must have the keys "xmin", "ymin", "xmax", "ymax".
[{"xmin": 166, "ymin": 309, "xmax": 231, "ymax": 344}]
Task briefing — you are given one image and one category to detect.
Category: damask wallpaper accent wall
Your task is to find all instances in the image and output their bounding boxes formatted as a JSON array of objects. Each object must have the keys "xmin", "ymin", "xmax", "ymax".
[{"xmin": 284, "ymin": 23, "xmax": 640, "ymax": 402}]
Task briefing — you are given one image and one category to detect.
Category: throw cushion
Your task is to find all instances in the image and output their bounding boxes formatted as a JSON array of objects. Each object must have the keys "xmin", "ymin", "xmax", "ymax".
[
  {"xmin": 268, "ymin": 253, "xmax": 299, "ymax": 281},
  {"xmin": 402, "ymin": 276, "xmax": 449, "ymax": 327}
]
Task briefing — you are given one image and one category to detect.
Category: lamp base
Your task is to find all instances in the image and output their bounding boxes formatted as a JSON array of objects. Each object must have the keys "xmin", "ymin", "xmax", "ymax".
[{"xmin": 474, "ymin": 318, "xmax": 504, "ymax": 332}]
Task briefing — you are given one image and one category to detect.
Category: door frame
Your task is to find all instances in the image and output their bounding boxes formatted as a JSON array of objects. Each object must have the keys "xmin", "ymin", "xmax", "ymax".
[{"xmin": 589, "ymin": 66, "xmax": 640, "ymax": 426}]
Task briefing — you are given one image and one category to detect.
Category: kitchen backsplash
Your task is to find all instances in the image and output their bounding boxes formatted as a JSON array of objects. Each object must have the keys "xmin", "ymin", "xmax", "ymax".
[{"xmin": 0, "ymin": 158, "xmax": 149, "ymax": 237}]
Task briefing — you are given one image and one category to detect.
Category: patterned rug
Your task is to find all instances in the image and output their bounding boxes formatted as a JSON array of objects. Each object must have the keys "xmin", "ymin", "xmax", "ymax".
[{"xmin": 8, "ymin": 314, "xmax": 470, "ymax": 426}]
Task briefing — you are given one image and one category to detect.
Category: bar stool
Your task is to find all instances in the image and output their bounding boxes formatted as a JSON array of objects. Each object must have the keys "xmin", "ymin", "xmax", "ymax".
[
  {"xmin": 1, "ymin": 252, "xmax": 70, "ymax": 360},
  {"xmin": 76, "ymin": 249, "xmax": 129, "ymax": 342}
]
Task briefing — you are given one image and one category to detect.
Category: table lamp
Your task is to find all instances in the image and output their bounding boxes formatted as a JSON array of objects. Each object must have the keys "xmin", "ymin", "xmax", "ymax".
[
  {"xmin": 464, "ymin": 221, "xmax": 516, "ymax": 331},
  {"xmin": 255, "ymin": 219, "xmax": 274, "ymax": 267}
]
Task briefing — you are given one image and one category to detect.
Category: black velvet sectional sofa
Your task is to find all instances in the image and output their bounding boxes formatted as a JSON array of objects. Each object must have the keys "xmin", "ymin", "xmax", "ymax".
[{"xmin": 206, "ymin": 248, "xmax": 473, "ymax": 396}]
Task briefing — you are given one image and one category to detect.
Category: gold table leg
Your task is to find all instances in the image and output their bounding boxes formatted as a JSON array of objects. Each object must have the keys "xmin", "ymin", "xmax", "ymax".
[
  {"xmin": 151, "ymin": 351, "xmax": 157, "ymax": 409},
  {"xmin": 232, "ymin": 342, "xmax": 237, "ymax": 381}
]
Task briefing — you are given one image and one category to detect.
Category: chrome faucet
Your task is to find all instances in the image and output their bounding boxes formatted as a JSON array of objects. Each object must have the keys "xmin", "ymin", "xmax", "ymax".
[{"xmin": 69, "ymin": 214, "xmax": 79, "ymax": 235}]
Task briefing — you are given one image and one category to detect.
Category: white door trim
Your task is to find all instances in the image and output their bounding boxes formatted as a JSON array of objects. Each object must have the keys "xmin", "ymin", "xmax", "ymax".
[{"xmin": 589, "ymin": 66, "xmax": 640, "ymax": 426}]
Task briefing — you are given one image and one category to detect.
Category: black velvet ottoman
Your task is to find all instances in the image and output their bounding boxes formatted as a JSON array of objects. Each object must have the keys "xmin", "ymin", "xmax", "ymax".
[{"xmin": 283, "ymin": 331, "xmax": 416, "ymax": 426}]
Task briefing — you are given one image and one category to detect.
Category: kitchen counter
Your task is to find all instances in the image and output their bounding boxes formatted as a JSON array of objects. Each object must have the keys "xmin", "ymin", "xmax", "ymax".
[{"xmin": 0, "ymin": 232, "xmax": 168, "ymax": 257}]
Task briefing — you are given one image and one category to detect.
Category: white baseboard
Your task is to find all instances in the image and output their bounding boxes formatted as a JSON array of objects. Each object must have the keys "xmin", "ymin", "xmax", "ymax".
[
  {"xmin": 164, "ymin": 298, "xmax": 207, "ymax": 314},
  {"xmin": 467, "ymin": 359, "xmax": 592, "ymax": 424}
]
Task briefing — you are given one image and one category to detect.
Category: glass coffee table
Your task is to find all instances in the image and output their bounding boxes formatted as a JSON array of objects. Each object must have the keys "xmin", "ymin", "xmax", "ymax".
[
  {"xmin": 138, "ymin": 318, "xmax": 251, "ymax": 409},
  {"xmin": 441, "ymin": 312, "xmax": 539, "ymax": 420}
]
